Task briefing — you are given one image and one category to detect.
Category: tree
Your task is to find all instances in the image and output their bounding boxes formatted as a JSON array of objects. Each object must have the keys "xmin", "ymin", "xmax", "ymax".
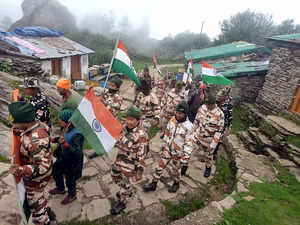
[
  {"xmin": 218, "ymin": 10, "xmax": 275, "ymax": 45},
  {"xmin": 276, "ymin": 19, "xmax": 300, "ymax": 35}
]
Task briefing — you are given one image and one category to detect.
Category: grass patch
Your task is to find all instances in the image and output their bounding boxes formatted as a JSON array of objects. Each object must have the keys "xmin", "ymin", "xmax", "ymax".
[
  {"xmin": 167, "ymin": 66, "xmax": 181, "ymax": 74},
  {"xmin": 259, "ymin": 121, "xmax": 277, "ymax": 137},
  {"xmin": 162, "ymin": 193, "xmax": 205, "ymax": 221},
  {"xmin": 287, "ymin": 135, "xmax": 300, "ymax": 148},
  {"xmin": 0, "ymin": 154, "xmax": 10, "ymax": 163},
  {"xmin": 147, "ymin": 125, "xmax": 159, "ymax": 140},
  {"xmin": 231, "ymin": 107, "xmax": 249, "ymax": 134},
  {"xmin": 0, "ymin": 61, "xmax": 12, "ymax": 73},
  {"xmin": 49, "ymin": 107, "xmax": 59, "ymax": 126},
  {"xmin": 211, "ymin": 157, "xmax": 235, "ymax": 191},
  {"xmin": 216, "ymin": 164, "xmax": 300, "ymax": 225},
  {"xmin": 133, "ymin": 57, "xmax": 153, "ymax": 72},
  {"xmin": 279, "ymin": 112, "xmax": 300, "ymax": 127}
]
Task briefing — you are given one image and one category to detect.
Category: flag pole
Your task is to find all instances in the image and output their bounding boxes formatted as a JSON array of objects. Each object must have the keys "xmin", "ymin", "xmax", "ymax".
[{"xmin": 103, "ymin": 33, "xmax": 120, "ymax": 92}]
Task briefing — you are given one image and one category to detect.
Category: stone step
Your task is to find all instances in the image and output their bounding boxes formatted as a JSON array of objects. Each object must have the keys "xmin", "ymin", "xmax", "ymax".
[{"xmin": 267, "ymin": 115, "xmax": 300, "ymax": 136}]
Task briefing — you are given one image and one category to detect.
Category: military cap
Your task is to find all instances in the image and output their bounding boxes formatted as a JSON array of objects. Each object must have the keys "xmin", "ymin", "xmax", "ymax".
[
  {"xmin": 205, "ymin": 91, "xmax": 217, "ymax": 105},
  {"xmin": 175, "ymin": 81, "xmax": 184, "ymax": 88},
  {"xmin": 8, "ymin": 101, "xmax": 35, "ymax": 123},
  {"xmin": 126, "ymin": 106, "xmax": 141, "ymax": 119},
  {"xmin": 176, "ymin": 101, "xmax": 189, "ymax": 114},
  {"xmin": 58, "ymin": 109, "xmax": 73, "ymax": 123}
]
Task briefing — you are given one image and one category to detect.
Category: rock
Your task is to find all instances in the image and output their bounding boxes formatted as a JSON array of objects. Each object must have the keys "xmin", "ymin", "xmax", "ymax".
[
  {"xmin": 288, "ymin": 167, "xmax": 300, "ymax": 182},
  {"xmin": 82, "ymin": 198, "xmax": 110, "ymax": 221},
  {"xmin": 243, "ymin": 196, "xmax": 255, "ymax": 201},
  {"xmin": 0, "ymin": 123, "xmax": 11, "ymax": 159},
  {"xmin": 181, "ymin": 176, "xmax": 199, "ymax": 188},
  {"xmin": 237, "ymin": 182, "xmax": 248, "ymax": 193},
  {"xmin": 137, "ymin": 189, "xmax": 160, "ymax": 207},
  {"xmin": 10, "ymin": 0, "xmax": 77, "ymax": 34},
  {"xmin": 81, "ymin": 167, "xmax": 98, "ymax": 178},
  {"xmin": 48, "ymin": 197, "xmax": 82, "ymax": 223},
  {"xmin": 124, "ymin": 195, "xmax": 142, "ymax": 213},
  {"xmin": 278, "ymin": 158, "xmax": 296, "ymax": 167},
  {"xmin": 91, "ymin": 157, "xmax": 110, "ymax": 173},
  {"xmin": 211, "ymin": 201, "xmax": 224, "ymax": 213},
  {"xmin": 2, "ymin": 174, "xmax": 15, "ymax": 187},
  {"xmin": 267, "ymin": 115, "xmax": 300, "ymax": 135},
  {"xmin": 218, "ymin": 196, "xmax": 236, "ymax": 210},
  {"xmin": 0, "ymin": 191, "xmax": 19, "ymax": 214},
  {"xmin": 241, "ymin": 173, "xmax": 262, "ymax": 184},
  {"xmin": 265, "ymin": 147, "xmax": 280, "ymax": 161},
  {"xmin": 257, "ymin": 132, "xmax": 275, "ymax": 147},
  {"xmin": 82, "ymin": 180, "xmax": 104, "ymax": 197},
  {"xmin": 0, "ymin": 162, "xmax": 10, "ymax": 175},
  {"xmin": 187, "ymin": 163, "xmax": 215, "ymax": 184},
  {"xmin": 102, "ymin": 174, "xmax": 113, "ymax": 185}
]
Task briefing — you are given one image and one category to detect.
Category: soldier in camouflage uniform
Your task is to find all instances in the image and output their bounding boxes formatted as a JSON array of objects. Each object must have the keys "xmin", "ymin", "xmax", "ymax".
[
  {"xmin": 110, "ymin": 106, "xmax": 148, "ymax": 215},
  {"xmin": 160, "ymin": 81, "xmax": 185, "ymax": 133},
  {"xmin": 153, "ymin": 77, "xmax": 167, "ymax": 103},
  {"xmin": 194, "ymin": 90, "xmax": 224, "ymax": 178},
  {"xmin": 100, "ymin": 77, "xmax": 123, "ymax": 117},
  {"xmin": 143, "ymin": 102, "xmax": 194, "ymax": 193},
  {"xmin": 8, "ymin": 102, "xmax": 55, "ymax": 225},
  {"xmin": 135, "ymin": 79, "xmax": 160, "ymax": 130},
  {"xmin": 213, "ymin": 86, "xmax": 233, "ymax": 160},
  {"xmin": 135, "ymin": 66, "xmax": 154, "ymax": 99},
  {"xmin": 24, "ymin": 77, "xmax": 51, "ymax": 127}
]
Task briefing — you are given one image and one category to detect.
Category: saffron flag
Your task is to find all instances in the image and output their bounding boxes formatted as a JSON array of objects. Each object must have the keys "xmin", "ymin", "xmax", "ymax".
[
  {"xmin": 202, "ymin": 60, "xmax": 234, "ymax": 85},
  {"xmin": 153, "ymin": 50, "xmax": 158, "ymax": 65},
  {"xmin": 11, "ymin": 89, "xmax": 31, "ymax": 225},
  {"xmin": 70, "ymin": 87, "xmax": 123, "ymax": 155},
  {"xmin": 112, "ymin": 40, "xmax": 140, "ymax": 87}
]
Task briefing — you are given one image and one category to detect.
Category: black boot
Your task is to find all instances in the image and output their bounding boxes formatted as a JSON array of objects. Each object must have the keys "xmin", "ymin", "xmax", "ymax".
[
  {"xmin": 181, "ymin": 166, "xmax": 188, "ymax": 176},
  {"xmin": 46, "ymin": 207, "xmax": 56, "ymax": 222},
  {"xmin": 110, "ymin": 201, "xmax": 126, "ymax": 215},
  {"xmin": 116, "ymin": 191, "xmax": 132, "ymax": 199},
  {"xmin": 204, "ymin": 166, "xmax": 211, "ymax": 178},
  {"xmin": 142, "ymin": 181, "xmax": 157, "ymax": 192},
  {"xmin": 168, "ymin": 182, "xmax": 180, "ymax": 193},
  {"xmin": 160, "ymin": 133, "xmax": 165, "ymax": 139}
]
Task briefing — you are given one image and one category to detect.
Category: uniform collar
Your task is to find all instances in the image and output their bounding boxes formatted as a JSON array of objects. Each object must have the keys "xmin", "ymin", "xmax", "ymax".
[{"xmin": 21, "ymin": 122, "xmax": 40, "ymax": 137}]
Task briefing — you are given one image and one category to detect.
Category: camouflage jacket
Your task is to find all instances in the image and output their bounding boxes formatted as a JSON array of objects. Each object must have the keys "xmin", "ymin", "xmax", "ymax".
[
  {"xmin": 163, "ymin": 116, "xmax": 194, "ymax": 163},
  {"xmin": 29, "ymin": 92, "xmax": 51, "ymax": 126},
  {"xmin": 114, "ymin": 123, "xmax": 148, "ymax": 173},
  {"xmin": 102, "ymin": 90, "xmax": 123, "ymax": 117},
  {"xmin": 161, "ymin": 88, "xmax": 185, "ymax": 117},
  {"xmin": 19, "ymin": 122, "xmax": 52, "ymax": 182},
  {"xmin": 153, "ymin": 78, "xmax": 166, "ymax": 100},
  {"xmin": 217, "ymin": 96, "xmax": 233, "ymax": 131},
  {"xmin": 194, "ymin": 104, "xmax": 224, "ymax": 151},
  {"xmin": 135, "ymin": 92, "xmax": 160, "ymax": 119}
]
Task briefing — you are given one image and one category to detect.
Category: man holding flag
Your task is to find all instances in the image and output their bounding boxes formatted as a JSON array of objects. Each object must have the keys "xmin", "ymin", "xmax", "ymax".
[
  {"xmin": 8, "ymin": 101, "xmax": 54, "ymax": 225},
  {"xmin": 110, "ymin": 106, "xmax": 148, "ymax": 215}
]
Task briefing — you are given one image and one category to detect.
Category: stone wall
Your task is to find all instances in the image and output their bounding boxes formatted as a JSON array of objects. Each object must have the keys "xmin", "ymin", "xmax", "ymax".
[
  {"xmin": 256, "ymin": 47, "xmax": 300, "ymax": 114},
  {"xmin": 230, "ymin": 74, "xmax": 266, "ymax": 105}
]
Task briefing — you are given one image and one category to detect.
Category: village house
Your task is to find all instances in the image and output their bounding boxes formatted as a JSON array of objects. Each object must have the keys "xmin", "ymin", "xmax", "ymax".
[
  {"xmin": 256, "ymin": 33, "xmax": 300, "ymax": 115},
  {"xmin": 0, "ymin": 27, "xmax": 94, "ymax": 80},
  {"xmin": 185, "ymin": 41, "xmax": 271, "ymax": 105}
]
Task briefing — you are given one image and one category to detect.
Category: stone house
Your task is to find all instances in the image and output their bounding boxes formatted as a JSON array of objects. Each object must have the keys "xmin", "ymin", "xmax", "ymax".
[
  {"xmin": 186, "ymin": 42, "xmax": 271, "ymax": 105},
  {"xmin": 256, "ymin": 33, "xmax": 300, "ymax": 114},
  {"xmin": 0, "ymin": 27, "xmax": 94, "ymax": 80}
]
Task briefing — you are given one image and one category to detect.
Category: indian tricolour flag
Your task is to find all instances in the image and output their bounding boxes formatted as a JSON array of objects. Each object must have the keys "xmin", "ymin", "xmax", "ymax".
[
  {"xmin": 70, "ymin": 87, "xmax": 123, "ymax": 155},
  {"xmin": 188, "ymin": 58, "xmax": 193, "ymax": 75},
  {"xmin": 202, "ymin": 60, "xmax": 234, "ymax": 85},
  {"xmin": 112, "ymin": 40, "xmax": 140, "ymax": 87}
]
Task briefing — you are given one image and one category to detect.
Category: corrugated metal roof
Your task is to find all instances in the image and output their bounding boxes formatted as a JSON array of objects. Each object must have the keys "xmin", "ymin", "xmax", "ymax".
[
  {"xmin": 266, "ymin": 33, "xmax": 300, "ymax": 44},
  {"xmin": 193, "ymin": 61, "xmax": 269, "ymax": 78},
  {"xmin": 25, "ymin": 36, "xmax": 94, "ymax": 59},
  {"xmin": 185, "ymin": 41, "xmax": 271, "ymax": 61}
]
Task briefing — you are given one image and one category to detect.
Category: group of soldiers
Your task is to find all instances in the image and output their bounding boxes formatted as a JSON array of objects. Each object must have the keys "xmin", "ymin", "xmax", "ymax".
[{"xmin": 7, "ymin": 64, "xmax": 233, "ymax": 224}]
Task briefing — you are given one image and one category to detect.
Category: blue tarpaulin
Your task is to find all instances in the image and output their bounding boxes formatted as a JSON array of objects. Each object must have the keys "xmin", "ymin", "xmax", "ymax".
[{"xmin": 13, "ymin": 27, "xmax": 63, "ymax": 37}]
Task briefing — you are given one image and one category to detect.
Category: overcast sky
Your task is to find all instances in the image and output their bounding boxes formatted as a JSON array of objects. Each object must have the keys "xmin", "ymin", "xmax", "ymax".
[{"xmin": 2, "ymin": 0, "xmax": 300, "ymax": 39}]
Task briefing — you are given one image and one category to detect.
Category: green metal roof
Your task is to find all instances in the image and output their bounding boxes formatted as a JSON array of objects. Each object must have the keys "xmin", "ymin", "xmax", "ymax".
[
  {"xmin": 185, "ymin": 41, "xmax": 271, "ymax": 61},
  {"xmin": 267, "ymin": 33, "xmax": 300, "ymax": 43},
  {"xmin": 193, "ymin": 61, "xmax": 269, "ymax": 78}
]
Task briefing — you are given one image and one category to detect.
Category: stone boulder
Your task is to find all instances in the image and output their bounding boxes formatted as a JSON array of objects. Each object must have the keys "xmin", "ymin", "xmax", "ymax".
[{"xmin": 9, "ymin": 0, "xmax": 77, "ymax": 34}]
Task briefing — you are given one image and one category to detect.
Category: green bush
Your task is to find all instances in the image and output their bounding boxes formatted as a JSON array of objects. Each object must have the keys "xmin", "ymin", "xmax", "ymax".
[{"xmin": 0, "ymin": 61, "xmax": 11, "ymax": 73}]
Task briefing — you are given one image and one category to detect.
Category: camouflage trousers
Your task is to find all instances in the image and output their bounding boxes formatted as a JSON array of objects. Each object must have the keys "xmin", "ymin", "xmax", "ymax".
[
  {"xmin": 153, "ymin": 147, "xmax": 182, "ymax": 183},
  {"xmin": 24, "ymin": 175, "xmax": 51, "ymax": 225},
  {"xmin": 111, "ymin": 163, "xmax": 134, "ymax": 204},
  {"xmin": 196, "ymin": 143, "xmax": 214, "ymax": 168}
]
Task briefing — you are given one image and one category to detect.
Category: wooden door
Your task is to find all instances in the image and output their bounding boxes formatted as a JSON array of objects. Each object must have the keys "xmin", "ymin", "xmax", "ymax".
[
  {"xmin": 71, "ymin": 55, "xmax": 81, "ymax": 80},
  {"xmin": 291, "ymin": 85, "xmax": 300, "ymax": 114},
  {"xmin": 51, "ymin": 58, "xmax": 62, "ymax": 76}
]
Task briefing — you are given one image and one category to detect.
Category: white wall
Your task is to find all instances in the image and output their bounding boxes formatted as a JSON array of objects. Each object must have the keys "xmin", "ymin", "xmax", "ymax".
[
  {"xmin": 41, "ymin": 60, "xmax": 51, "ymax": 75},
  {"xmin": 81, "ymin": 54, "xmax": 89, "ymax": 80},
  {"xmin": 62, "ymin": 57, "xmax": 71, "ymax": 80}
]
